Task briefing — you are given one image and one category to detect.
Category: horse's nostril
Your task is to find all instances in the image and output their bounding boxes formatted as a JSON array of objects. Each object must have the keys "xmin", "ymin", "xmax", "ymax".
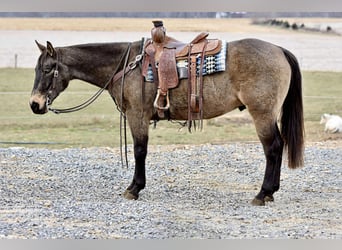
[
  {"xmin": 31, "ymin": 101, "xmax": 39, "ymax": 111},
  {"xmin": 30, "ymin": 101, "xmax": 43, "ymax": 114}
]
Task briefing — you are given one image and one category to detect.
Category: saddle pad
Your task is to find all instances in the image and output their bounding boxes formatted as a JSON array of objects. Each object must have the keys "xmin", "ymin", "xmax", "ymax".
[{"xmin": 145, "ymin": 41, "xmax": 227, "ymax": 82}]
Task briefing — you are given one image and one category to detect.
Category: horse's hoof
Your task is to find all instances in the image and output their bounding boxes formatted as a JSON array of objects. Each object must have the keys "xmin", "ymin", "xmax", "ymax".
[
  {"xmin": 123, "ymin": 189, "xmax": 139, "ymax": 200},
  {"xmin": 264, "ymin": 195, "xmax": 274, "ymax": 202},
  {"xmin": 251, "ymin": 197, "xmax": 265, "ymax": 206}
]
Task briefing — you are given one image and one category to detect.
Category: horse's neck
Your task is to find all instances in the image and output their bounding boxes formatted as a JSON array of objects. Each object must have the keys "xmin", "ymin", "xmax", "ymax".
[{"xmin": 60, "ymin": 43, "xmax": 130, "ymax": 88}]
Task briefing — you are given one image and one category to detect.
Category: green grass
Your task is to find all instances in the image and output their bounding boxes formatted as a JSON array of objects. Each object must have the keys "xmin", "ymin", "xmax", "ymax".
[
  {"xmin": 301, "ymin": 71, "xmax": 342, "ymax": 142},
  {"xmin": 0, "ymin": 68, "xmax": 341, "ymax": 148},
  {"xmin": 303, "ymin": 71, "xmax": 342, "ymax": 119}
]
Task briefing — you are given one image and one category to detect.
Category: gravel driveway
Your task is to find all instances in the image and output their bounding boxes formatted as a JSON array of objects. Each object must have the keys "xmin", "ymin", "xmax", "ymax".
[{"xmin": 0, "ymin": 142, "xmax": 341, "ymax": 239}]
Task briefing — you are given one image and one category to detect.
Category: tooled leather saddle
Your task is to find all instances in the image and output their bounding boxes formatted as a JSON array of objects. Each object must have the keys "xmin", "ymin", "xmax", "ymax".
[{"xmin": 141, "ymin": 20, "xmax": 222, "ymax": 128}]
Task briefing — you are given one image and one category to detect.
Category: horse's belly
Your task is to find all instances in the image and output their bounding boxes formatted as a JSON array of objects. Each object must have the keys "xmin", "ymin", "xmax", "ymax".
[
  {"xmin": 168, "ymin": 90, "xmax": 239, "ymax": 120},
  {"xmin": 166, "ymin": 68, "xmax": 240, "ymax": 120}
]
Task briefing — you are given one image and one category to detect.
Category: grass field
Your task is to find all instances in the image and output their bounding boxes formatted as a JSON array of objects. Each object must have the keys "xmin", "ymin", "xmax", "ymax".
[{"xmin": 0, "ymin": 68, "xmax": 341, "ymax": 148}]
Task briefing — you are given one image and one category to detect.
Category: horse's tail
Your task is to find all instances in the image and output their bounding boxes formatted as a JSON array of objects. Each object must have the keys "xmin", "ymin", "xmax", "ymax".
[{"xmin": 280, "ymin": 48, "xmax": 305, "ymax": 169}]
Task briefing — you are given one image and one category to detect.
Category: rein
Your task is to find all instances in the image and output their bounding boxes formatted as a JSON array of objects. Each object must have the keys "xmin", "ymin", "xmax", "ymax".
[
  {"xmin": 47, "ymin": 42, "xmax": 144, "ymax": 169},
  {"xmin": 47, "ymin": 43, "xmax": 142, "ymax": 114}
]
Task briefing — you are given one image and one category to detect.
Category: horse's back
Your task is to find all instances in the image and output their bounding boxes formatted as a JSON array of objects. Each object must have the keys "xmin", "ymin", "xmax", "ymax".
[{"xmin": 228, "ymin": 38, "xmax": 291, "ymax": 80}]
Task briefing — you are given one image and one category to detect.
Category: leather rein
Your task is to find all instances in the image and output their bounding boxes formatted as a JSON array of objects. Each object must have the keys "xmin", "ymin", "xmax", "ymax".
[
  {"xmin": 47, "ymin": 42, "xmax": 143, "ymax": 114},
  {"xmin": 46, "ymin": 41, "xmax": 145, "ymax": 168}
]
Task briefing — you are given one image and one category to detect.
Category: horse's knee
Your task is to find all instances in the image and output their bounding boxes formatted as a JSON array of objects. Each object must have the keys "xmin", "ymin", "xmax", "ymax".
[
  {"xmin": 134, "ymin": 136, "xmax": 148, "ymax": 160},
  {"xmin": 134, "ymin": 145, "xmax": 147, "ymax": 161}
]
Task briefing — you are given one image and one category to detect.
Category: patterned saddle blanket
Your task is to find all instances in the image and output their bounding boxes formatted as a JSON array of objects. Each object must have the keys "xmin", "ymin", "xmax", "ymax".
[{"xmin": 144, "ymin": 41, "xmax": 227, "ymax": 82}]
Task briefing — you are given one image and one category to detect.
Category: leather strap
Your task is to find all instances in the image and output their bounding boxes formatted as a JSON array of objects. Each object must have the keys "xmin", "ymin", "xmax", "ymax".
[
  {"xmin": 158, "ymin": 48, "xmax": 178, "ymax": 95},
  {"xmin": 190, "ymin": 55, "xmax": 198, "ymax": 113}
]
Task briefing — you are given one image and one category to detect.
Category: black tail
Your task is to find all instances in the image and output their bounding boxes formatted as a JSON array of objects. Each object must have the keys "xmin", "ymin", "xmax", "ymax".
[{"xmin": 281, "ymin": 48, "xmax": 304, "ymax": 169}]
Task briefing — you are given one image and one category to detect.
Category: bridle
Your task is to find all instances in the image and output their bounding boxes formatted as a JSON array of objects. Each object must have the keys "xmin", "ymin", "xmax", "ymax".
[
  {"xmin": 44, "ymin": 51, "xmax": 59, "ymax": 107},
  {"xmin": 46, "ymin": 42, "xmax": 143, "ymax": 114},
  {"xmin": 45, "ymin": 40, "xmax": 145, "ymax": 168}
]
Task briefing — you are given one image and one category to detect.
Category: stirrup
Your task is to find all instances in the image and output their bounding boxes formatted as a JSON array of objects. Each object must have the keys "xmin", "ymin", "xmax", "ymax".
[{"xmin": 153, "ymin": 89, "xmax": 170, "ymax": 110}]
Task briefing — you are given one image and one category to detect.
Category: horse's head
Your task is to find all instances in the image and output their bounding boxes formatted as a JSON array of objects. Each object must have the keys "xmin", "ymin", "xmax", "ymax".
[{"xmin": 29, "ymin": 41, "xmax": 70, "ymax": 114}]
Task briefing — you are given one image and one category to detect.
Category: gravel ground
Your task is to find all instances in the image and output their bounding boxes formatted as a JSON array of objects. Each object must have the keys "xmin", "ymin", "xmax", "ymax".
[{"xmin": 0, "ymin": 142, "xmax": 341, "ymax": 239}]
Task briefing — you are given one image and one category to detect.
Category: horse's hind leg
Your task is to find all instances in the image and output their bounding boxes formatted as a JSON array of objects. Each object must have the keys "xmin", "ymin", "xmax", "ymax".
[{"xmin": 251, "ymin": 117, "xmax": 284, "ymax": 206}]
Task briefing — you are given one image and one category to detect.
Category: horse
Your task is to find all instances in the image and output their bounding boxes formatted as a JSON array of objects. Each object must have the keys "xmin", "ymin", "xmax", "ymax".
[
  {"xmin": 320, "ymin": 113, "xmax": 342, "ymax": 133},
  {"xmin": 29, "ymin": 37, "xmax": 304, "ymax": 206}
]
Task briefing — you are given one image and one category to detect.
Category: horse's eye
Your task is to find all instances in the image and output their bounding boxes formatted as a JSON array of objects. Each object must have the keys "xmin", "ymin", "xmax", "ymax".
[{"xmin": 43, "ymin": 67, "xmax": 52, "ymax": 74}]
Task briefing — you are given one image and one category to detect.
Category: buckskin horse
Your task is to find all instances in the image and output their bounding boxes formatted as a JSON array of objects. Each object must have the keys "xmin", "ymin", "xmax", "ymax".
[{"xmin": 29, "ymin": 35, "xmax": 304, "ymax": 206}]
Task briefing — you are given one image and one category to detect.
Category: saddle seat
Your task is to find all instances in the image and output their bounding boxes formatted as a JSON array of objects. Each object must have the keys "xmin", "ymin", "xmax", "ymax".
[
  {"xmin": 147, "ymin": 32, "xmax": 222, "ymax": 61},
  {"xmin": 176, "ymin": 33, "xmax": 222, "ymax": 59}
]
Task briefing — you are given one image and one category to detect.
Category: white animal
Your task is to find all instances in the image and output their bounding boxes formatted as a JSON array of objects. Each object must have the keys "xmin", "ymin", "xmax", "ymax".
[{"xmin": 320, "ymin": 113, "xmax": 342, "ymax": 133}]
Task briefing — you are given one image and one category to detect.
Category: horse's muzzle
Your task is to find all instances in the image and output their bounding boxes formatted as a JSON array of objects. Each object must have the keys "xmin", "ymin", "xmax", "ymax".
[
  {"xmin": 29, "ymin": 93, "xmax": 48, "ymax": 114},
  {"xmin": 30, "ymin": 101, "xmax": 47, "ymax": 114}
]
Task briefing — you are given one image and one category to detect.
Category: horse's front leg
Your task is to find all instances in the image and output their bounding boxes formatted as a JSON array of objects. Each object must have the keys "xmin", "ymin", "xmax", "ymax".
[
  {"xmin": 122, "ymin": 112, "xmax": 150, "ymax": 200},
  {"xmin": 123, "ymin": 135, "xmax": 148, "ymax": 200}
]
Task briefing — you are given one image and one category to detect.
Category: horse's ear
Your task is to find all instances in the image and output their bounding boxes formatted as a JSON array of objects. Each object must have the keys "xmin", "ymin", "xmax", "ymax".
[
  {"xmin": 35, "ymin": 40, "xmax": 46, "ymax": 53},
  {"xmin": 46, "ymin": 41, "xmax": 55, "ymax": 57}
]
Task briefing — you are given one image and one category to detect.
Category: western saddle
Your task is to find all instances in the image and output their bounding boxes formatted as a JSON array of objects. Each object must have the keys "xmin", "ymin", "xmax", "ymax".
[{"xmin": 142, "ymin": 20, "xmax": 222, "ymax": 128}]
